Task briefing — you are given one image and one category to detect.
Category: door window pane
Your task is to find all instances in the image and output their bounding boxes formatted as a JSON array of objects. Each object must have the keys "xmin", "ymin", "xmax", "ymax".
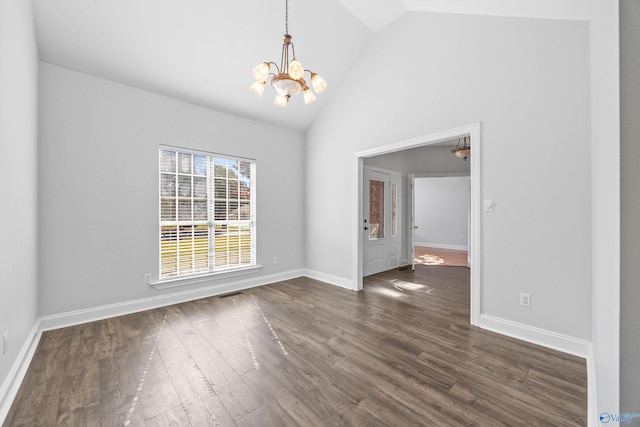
[
  {"xmin": 369, "ymin": 179, "xmax": 384, "ymax": 239},
  {"xmin": 391, "ymin": 182, "xmax": 397, "ymax": 237}
]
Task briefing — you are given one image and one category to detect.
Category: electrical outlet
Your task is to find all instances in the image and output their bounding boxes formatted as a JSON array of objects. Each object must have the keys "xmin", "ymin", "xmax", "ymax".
[
  {"xmin": 520, "ymin": 293, "xmax": 531, "ymax": 307},
  {"xmin": 144, "ymin": 273, "xmax": 151, "ymax": 284},
  {"xmin": 3, "ymin": 333, "xmax": 8, "ymax": 355},
  {"xmin": 272, "ymin": 257, "xmax": 278, "ymax": 265}
]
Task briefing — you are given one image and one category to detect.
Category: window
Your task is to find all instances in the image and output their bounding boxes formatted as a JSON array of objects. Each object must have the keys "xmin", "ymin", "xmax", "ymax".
[
  {"xmin": 159, "ymin": 148, "xmax": 256, "ymax": 280},
  {"xmin": 391, "ymin": 181, "xmax": 397, "ymax": 237}
]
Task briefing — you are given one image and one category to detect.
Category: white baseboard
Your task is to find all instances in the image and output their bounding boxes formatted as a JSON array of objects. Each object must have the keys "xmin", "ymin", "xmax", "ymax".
[
  {"xmin": 0, "ymin": 321, "xmax": 42, "ymax": 424},
  {"xmin": 303, "ymin": 269, "xmax": 354, "ymax": 290},
  {"xmin": 2, "ymin": 269, "xmax": 306, "ymax": 425},
  {"xmin": 416, "ymin": 242, "xmax": 468, "ymax": 251},
  {"xmin": 478, "ymin": 314, "xmax": 591, "ymax": 358},
  {"xmin": 1, "ymin": 275, "xmax": 597, "ymax": 427},
  {"xmin": 39, "ymin": 269, "xmax": 305, "ymax": 332},
  {"xmin": 479, "ymin": 314, "xmax": 597, "ymax": 425}
]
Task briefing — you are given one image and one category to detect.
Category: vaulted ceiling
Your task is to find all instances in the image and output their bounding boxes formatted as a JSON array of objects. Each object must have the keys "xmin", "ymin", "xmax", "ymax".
[{"xmin": 32, "ymin": 0, "xmax": 590, "ymax": 132}]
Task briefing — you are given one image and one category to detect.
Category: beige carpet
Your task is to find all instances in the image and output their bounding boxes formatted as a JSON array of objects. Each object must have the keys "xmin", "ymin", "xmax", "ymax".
[{"xmin": 414, "ymin": 246, "xmax": 468, "ymax": 267}]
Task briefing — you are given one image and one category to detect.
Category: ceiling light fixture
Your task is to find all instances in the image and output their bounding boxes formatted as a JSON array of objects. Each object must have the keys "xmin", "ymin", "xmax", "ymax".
[
  {"xmin": 451, "ymin": 136, "xmax": 471, "ymax": 161},
  {"xmin": 250, "ymin": 0, "xmax": 327, "ymax": 107}
]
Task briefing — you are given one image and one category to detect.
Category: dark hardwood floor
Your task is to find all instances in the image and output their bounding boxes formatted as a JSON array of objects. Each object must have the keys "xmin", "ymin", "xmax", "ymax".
[{"xmin": 4, "ymin": 266, "xmax": 587, "ymax": 426}]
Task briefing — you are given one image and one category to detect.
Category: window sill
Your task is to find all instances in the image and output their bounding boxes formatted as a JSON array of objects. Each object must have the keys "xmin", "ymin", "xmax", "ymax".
[{"xmin": 150, "ymin": 265, "xmax": 263, "ymax": 290}]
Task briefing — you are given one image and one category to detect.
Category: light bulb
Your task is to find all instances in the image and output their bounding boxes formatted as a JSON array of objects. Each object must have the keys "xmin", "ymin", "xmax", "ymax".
[
  {"xmin": 303, "ymin": 88, "xmax": 317, "ymax": 105},
  {"xmin": 311, "ymin": 73, "xmax": 327, "ymax": 94},
  {"xmin": 249, "ymin": 81, "xmax": 265, "ymax": 97},
  {"xmin": 289, "ymin": 59, "xmax": 304, "ymax": 80},
  {"xmin": 252, "ymin": 62, "xmax": 270, "ymax": 82},
  {"xmin": 274, "ymin": 94, "xmax": 287, "ymax": 107}
]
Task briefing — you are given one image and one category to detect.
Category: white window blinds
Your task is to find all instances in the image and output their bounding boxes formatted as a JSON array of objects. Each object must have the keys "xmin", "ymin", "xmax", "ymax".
[{"xmin": 159, "ymin": 148, "xmax": 256, "ymax": 279}]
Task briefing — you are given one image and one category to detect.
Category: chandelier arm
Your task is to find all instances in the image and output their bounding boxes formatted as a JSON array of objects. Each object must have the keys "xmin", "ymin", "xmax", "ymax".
[{"xmin": 267, "ymin": 62, "xmax": 281, "ymax": 74}]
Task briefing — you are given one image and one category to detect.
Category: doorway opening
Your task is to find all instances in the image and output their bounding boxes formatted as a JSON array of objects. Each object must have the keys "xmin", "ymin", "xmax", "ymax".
[
  {"xmin": 411, "ymin": 174, "xmax": 470, "ymax": 269},
  {"xmin": 352, "ymin": 123, "xmax": 481, "ymax": 325}
]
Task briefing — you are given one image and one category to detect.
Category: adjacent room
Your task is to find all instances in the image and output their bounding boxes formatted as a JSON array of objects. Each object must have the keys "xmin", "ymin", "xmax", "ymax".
[{"xmin": 1, "ymin": 0, "xmax": 636, "ymax": 425}]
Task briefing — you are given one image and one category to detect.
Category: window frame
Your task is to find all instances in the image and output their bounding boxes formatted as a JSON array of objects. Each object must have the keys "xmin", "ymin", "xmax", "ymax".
[{"xmin": 156, "ymin": 146, "xmax": 258, "ymax": 286}]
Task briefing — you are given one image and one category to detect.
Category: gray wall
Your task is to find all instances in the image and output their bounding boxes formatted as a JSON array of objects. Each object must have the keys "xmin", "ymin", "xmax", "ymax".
[
  {"xmin": 307, "ymin": 11, "xmax": 592, "ymax": 340},
  {"xmin": 0, "ymin": 0, "xmax": 40, "ymax": 409},
  {"xmin": 38, "ymin": 63, "xmax": 306, "ymax": 316},
  {"xmin": 414, "ymin": 176, "xmax": 470, "ymax": 249},
  {"xmin": 620, "ymin": 0, "xmax": 640, "ymax": 416}
]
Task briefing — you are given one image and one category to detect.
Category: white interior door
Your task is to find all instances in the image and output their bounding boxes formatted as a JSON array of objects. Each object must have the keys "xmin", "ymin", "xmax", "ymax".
[{"xmin": 363, "ymin": 169, "xmax": 390, "ymax": 276}]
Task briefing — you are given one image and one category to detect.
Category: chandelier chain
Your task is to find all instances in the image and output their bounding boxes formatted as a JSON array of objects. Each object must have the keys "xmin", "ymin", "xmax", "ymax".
[{"xmin": 285, "ymin": 0, "xmax": 289, "ymax": 34}]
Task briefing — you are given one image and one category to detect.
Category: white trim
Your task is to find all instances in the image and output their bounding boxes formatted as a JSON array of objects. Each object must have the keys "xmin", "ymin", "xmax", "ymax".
[
  {"xmin": 151, "ymin": 265, "xmax": 263, "ymax": 289},
  {"xmin": 478, "ymin": 314, "xmax": 591, "ymax": 358},
  {"xmin": 469, "ymin": 123, "xmax": 482, "ymax": 325},
  {"xmin": 415, "ymin": 242, "xmax": 468, "ymax": 251},
  {"xmin": 413, "ymin": 172, "xmax": 470, "ymax": 178},
  {"xmin": 304, "ymin": 269, "xmax": 355, "ymax": 291},
  {"xmin": 586, "ymin": 349, "xmax": 598, "ymax": 427},
  {"xmin": 158, "ymin": 144, "xmax": 256, "ymax": 163},
  {"xmin": 478, "ymin": 313, "xmax": 596, "ymax": 422},
  {"xmin": 39, "ymin": 269, "xmax": 304, "ymax": 332},
  {"xmin": 362, "ymin": 164, "xmax": 399, "ymax": 176},
  {"xmin": 0, "ymin": 275, "xmax": 596, "ymax": 425},
  {"xmin": 0, "ymin": 322, "xmax": 42, "ymax": 424},
  {"xmin": 353, "ymin": 156, "xmax": 365, "ymax": 291},
  {"xmin": 353, "ymin": 122, "xmax": 482, "ymax": 325}
]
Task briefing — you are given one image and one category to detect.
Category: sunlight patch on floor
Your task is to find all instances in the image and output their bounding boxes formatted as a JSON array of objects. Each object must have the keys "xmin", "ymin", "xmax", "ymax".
[
  {"xmin": 125, "ymin": 315, "xmax": 168, "ymax": 426},
  {"xmin": 415, "ymin": 254, "xmax": 445, "ymax": 265},
  {"xmin": 252, "ymin": 295, "xmax": 288, "ymax": 356},
  {"xmin": 390, "ymin": 279, "xmax": 433, "ymax": 294},
  {"xmin": 368, "ymin": 286, "xmax": 406, "ymax": 298},
  {"xmin": 232, "ymin": 298, "xmax": 260, "ymax": 370}
]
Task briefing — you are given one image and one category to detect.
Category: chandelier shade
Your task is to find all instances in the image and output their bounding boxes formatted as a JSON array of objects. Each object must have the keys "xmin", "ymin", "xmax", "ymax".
[
  {"xmin": 272, "ymin": 74, "xmax": 302, "ymax": 98},
  {"xmin": 249, "ymin": 80, "xmax": 266, "ymax": 97},
  {"xmin": 250, "ymin": 0, "xmax": 326, "ymax": 107},
  {"xmin": 311, "ymin": 73, "xmax": 327, "ymax": 94}
]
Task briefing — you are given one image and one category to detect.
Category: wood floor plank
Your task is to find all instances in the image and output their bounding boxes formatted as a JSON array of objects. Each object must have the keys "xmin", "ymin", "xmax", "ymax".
[
  {"xmin": 156, "ymin": 323, "xmax": 237, "ymax": 427},
  {"xmin": 55, "ymin": 387, "xmax": 100, "ymax": 426},
  {"xmin": 173, "ymin": 324, "xmax": 262, "ymax": 421},
  {"xmin": 235, "ymin": 405, "xmax": 279, "ymax": 427},
  {"xmin": 144, "ymin": 405, "xmax": 191, "ymax": 427},
  {"xmin": 4, "ymin": 266, "xmax": 587, "ymax": 426},
  {"xmin": 98, "ymin": 355, "xmax": 147, "ymax": 426},
  {"xmin": 240, "ymin": 367, "xmax": 320, "ymax": 426},
  {"xmin": 191, "ymin": 317, "xmax": 261, "ymax": 376}
]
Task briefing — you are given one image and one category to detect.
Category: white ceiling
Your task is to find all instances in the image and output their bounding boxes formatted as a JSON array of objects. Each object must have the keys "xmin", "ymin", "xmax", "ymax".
[{"xmin": 32, "ymin": 0, "xmax": 590, "ymax": 133}]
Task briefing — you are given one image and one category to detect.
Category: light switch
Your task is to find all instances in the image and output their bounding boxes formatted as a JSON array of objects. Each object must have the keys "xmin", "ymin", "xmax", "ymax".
[{"xmin": 484, "ymin": 200, "xmax": 494, "ymax": 212}]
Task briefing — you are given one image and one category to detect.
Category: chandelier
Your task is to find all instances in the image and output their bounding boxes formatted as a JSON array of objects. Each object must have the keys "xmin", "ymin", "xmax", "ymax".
[
  {"xmin": 451, "ymin": 136, "xmax": 471, "ymax": 161},
  {"xmin": 250, "ymin": 0, "xmax": 327, "ymax": 107}
]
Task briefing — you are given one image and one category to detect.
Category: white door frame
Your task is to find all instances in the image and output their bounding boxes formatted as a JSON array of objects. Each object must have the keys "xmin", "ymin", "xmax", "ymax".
[{"xmin": 352, "ymin": 122, "xmax": 482, "ymax": 326}]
